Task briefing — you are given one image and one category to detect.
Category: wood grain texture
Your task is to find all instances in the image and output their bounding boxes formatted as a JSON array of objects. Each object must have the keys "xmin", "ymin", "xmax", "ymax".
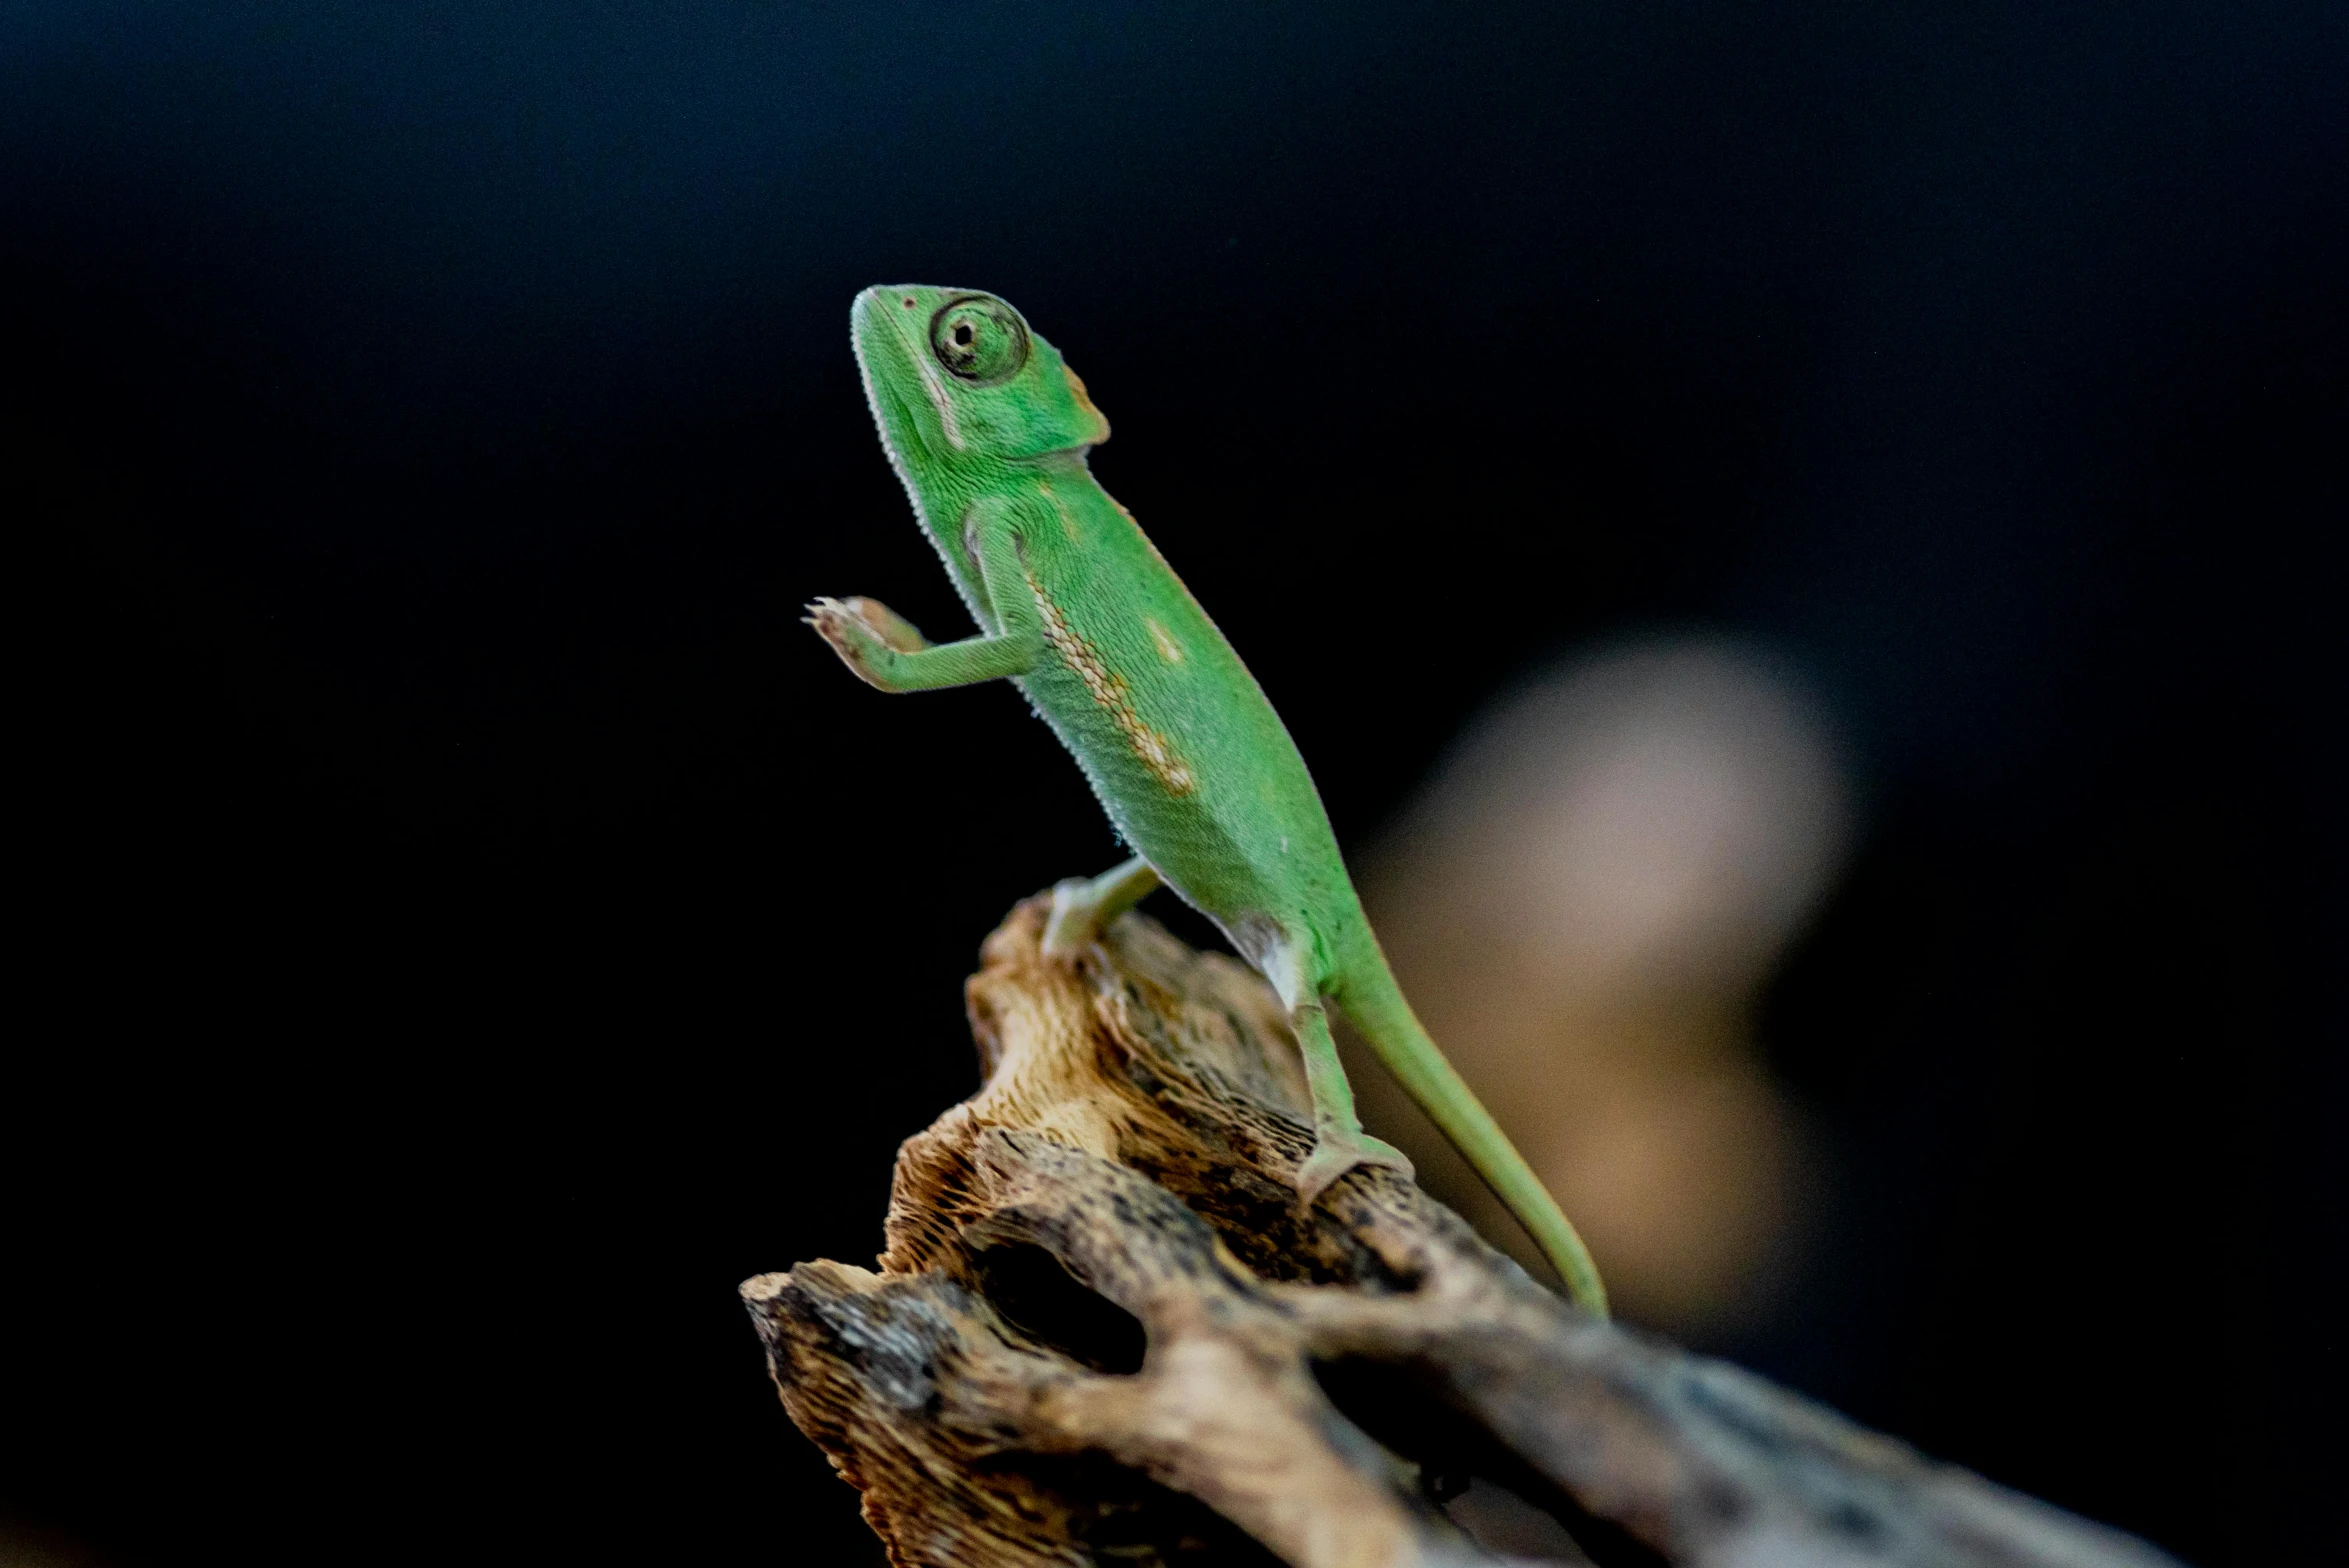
[{"xmin": 742, "ymin": 896, "xmax": 2181, "ymax": 1568}]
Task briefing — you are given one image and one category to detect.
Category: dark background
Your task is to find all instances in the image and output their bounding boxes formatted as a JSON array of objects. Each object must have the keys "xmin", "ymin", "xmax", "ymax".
[{"xmin": 4, "ymin": 4, "xmax": 2341, "ymax": 1565}]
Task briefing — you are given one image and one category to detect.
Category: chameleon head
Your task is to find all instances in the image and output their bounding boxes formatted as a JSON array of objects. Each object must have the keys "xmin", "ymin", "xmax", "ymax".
[{"xmin": 851, "ymin": 285, "xmax": 1111, "ymax": 466}]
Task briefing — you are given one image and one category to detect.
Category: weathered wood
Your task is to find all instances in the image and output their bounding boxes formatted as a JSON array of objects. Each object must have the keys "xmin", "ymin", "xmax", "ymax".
[{"xmin": 743, "ymin": 896, "xmax": 2180, "ymax": 1568}]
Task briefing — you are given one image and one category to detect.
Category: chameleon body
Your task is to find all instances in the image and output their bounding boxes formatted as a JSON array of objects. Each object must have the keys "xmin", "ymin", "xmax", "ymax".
[{"xmin": 810, "ymin": 285, "xmax": 1607, "ymax": 1314}]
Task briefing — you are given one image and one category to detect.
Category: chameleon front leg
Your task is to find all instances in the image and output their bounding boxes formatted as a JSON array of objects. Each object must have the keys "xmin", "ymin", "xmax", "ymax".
[{"xmin": 807, "ymin": 501, "xmax": 1042, "ymax": 692}]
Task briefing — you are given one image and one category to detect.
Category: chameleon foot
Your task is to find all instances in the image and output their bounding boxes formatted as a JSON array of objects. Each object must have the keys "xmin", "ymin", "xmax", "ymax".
[
  {"xmin": 804, "ymin": 596, "xmax": 931, "ymax": 690},
  {"xmin": 1294, "ymin": 1129, "xmax": 1415, "ymax": 1210},
  {"xmin": 1041, "ymin": 856, "xmax": 1163, "ymax": 958}
]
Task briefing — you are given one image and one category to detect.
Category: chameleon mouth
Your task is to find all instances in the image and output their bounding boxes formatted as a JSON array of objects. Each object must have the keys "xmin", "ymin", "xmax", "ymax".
[
  {"xmin": 852, "ymin": 286, "xmax": 963, "ymax": 457},
  {"xmin": 856, "ymin": 346, "xmax": 930, "ymax": 462}
]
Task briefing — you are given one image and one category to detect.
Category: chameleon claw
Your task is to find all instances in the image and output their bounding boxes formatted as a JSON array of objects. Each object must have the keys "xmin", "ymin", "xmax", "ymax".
[
  {"xmin": 1294, "ymin": 1130, "xmax": 1415, "ymax": 1210},
  {"xmin": 806, "ymin": 597, "xmax": 903, "ymax": 689},
  {"xmin": 803, "ymin": 596, "xmax": 852, "ymax": 639},
  {"xmin": 842, "ymin": 597, "xmax": 932, "ymax": 654}
]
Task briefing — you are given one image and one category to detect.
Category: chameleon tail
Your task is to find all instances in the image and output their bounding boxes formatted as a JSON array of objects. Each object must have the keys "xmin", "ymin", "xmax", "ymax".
[{"xmin": 1331, "ymin": 934, "xmax": 1610, "ymax": 1317}]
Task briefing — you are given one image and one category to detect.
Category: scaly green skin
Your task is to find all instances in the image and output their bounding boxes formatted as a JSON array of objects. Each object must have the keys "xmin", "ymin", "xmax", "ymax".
[{"xmin": 810, "ymin": 284, "xmax": 1608, "ymax": 1315}]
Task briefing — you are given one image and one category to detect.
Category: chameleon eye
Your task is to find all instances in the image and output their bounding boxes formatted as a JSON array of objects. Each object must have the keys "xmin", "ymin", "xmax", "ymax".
[{"xmin": 930, "ymin": 295, "xmax": 1030, "ymax": 384}]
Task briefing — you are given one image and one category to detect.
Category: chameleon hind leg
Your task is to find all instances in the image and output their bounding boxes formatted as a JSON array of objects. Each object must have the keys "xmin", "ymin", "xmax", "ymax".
[
  {"xmin": 1235, "ymin": 928, "xmax": 1414, "ymax": 1205},
  {"xmin": 1041, "ymin": 856, "xmax": 1163, "ymax": 957},
  {"xmin": 1290, "ymin": 999, "xmax": 1415, "ymax": 1205}
]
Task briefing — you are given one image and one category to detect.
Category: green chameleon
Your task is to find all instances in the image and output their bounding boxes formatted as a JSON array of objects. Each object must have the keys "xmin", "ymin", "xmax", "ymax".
[{"xmin": 809, "ymin": 285, "xmax": 1607, "ymax": 1315}]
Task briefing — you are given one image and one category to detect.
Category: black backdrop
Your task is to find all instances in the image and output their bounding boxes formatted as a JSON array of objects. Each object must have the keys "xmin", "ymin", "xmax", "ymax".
[{"xmin": 5, "ymin": 5, "xmax": 2342, "ymax": 1566}]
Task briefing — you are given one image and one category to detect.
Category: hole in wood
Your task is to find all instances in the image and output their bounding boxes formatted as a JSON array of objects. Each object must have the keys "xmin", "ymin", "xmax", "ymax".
[
  {"xmin": 1008, "ymin": 1453, "xmax": 1290, "ymax": 1567},
  {"xmin": 974, "ymin": 1242, "xmax": 1148, "ymax": 1375},
  {"xmin": 1310, "ymin": 1355, "xmax": 1670, "ymax": 1568}
]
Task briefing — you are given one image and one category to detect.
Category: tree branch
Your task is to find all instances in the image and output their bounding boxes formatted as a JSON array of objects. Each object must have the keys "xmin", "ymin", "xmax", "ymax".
[{"xmin": 743, "ymin": 896, "xmax": 2179, "ymax": 1568}]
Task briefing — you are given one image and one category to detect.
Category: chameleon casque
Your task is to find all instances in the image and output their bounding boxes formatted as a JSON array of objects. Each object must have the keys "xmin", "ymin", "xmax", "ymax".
[{"xmin": 809, "ymin": 285, "xmax": 1607, "ymax": 1315}]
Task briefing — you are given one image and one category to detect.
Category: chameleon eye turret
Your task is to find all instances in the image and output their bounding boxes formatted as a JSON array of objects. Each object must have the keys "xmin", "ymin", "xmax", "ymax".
[{"xmin": 930, "ymin": 294, "xmax": 1030, "ymax": 384}]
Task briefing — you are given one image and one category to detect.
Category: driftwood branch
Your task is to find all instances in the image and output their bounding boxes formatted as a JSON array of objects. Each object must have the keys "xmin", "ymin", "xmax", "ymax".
[{"xmin": 743, "ymin": 896, "xmax": 2179, "ymax": 1568}]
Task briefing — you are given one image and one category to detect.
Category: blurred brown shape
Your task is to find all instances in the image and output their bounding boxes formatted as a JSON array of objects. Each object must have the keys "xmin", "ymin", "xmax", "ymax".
[{"xmin": 1353, "ymin": 638, "xmax": 1850, "ymax": 1335}]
